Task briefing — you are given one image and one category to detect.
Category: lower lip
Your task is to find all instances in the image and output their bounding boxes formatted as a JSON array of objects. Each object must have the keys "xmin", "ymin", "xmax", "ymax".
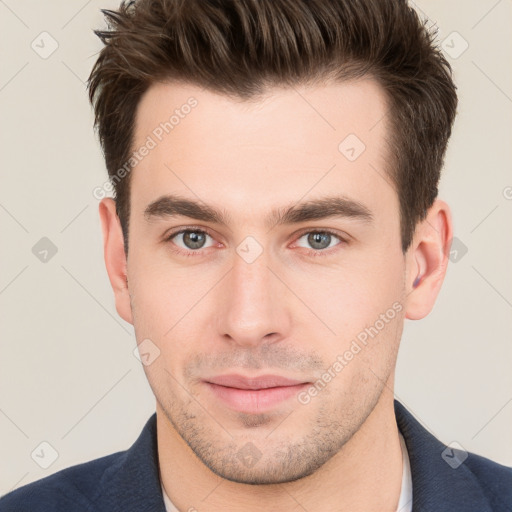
[{"xmin": 205, "ymin": 382, "xmax": 310, "ymax": 413}]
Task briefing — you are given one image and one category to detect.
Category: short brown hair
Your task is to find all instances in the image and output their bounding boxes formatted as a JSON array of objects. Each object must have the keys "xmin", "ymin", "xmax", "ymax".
[{"xmin": 88, "ymin": 0, "xmax": 458, "ymax": 253}]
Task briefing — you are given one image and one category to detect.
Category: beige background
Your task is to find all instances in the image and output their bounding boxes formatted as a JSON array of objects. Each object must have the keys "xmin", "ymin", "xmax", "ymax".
[{"xmin": 1, "ymin": 0, "xmax": 511, "ymax": 494}]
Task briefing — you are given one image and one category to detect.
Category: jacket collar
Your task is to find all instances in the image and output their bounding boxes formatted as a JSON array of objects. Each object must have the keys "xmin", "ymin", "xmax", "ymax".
[
  {"xmin": 97, "ymin": 401, "xmax": 492, "ymax": 511},
  {"xmin": 92, "ymin": 412, "xmax": 166, "ymax": 512},
  {"xmin": 394, "ymin": 400, "xmax": 492, "ymax": 511}
]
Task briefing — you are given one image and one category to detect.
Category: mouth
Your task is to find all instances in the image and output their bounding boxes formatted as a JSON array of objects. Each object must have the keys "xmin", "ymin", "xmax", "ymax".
[{"xmin": 203, "ymin": 374, "xmax": 311, "ymax": 413}]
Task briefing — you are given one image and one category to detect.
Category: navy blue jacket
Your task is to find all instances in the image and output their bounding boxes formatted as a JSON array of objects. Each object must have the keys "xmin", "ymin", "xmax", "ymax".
[{"xmin": 1, "ymin": 400, "xmax": 511, "ymax": 511}]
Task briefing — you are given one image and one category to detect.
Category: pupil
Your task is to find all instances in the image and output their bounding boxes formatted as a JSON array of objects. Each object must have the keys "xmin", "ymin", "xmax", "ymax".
[
  {"xmin": 308, "ymin": 232, "xmax": 330, "ymax": 250},
  {"xmin": 184, "ymin": 231, "xmax": 205, "ymax": 249}
]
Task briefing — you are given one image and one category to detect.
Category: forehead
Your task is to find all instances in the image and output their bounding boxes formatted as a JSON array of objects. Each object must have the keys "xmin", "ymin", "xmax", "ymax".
[
  {"xmin": 129, "ymin": 79, "xmax": 396, "ymax": 226},
  {"xmin": 134, "ymin": 78, "xmax": 389, "ymax": 150}
]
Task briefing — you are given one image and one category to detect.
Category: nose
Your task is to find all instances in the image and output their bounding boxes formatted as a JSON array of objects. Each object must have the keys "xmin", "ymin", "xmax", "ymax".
[{"xmin": 215, "ymin": 249, "xmax": 292, "ymax": 348}]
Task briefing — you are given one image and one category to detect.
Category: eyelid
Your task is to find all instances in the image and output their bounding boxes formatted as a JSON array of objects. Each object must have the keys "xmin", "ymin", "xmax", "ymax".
[
  {"xmin": 291, "ymin": 227, "xmax": 349, "ymax": 242},
  {"xmin": 164, "ymin": 225, "xmax": 217, "ymax": 241}
]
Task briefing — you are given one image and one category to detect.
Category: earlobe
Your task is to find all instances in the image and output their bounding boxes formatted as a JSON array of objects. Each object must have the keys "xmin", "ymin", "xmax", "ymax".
[
  {"xmin": 98, "ymin": 198, "xmax": 133, "ymax": 325},
  {"xmin": 404, "ymin": 199, "xmax": 453, "ymax": 320}
]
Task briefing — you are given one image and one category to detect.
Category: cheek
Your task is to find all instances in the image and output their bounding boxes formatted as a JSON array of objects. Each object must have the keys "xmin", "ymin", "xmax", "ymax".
[
  {"xmin": 128, "ymin": 253, "xmax": 216, "ymax": 371},
  {"xmin": 286, "ymin": 253, "xmax": 405, "ymax": 375},
  {"xmin": 128, "ymin": 248, "xmax": 197, "ymax": 330},
  {"xmin": 288, "ymin": 251, "xmax": 404, "ymax": 329}
]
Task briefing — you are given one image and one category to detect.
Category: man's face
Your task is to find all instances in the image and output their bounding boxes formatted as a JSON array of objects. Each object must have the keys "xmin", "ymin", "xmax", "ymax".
[{"xmin": 126, "ymin": 79, "xmax": 407, "ymax": 483}]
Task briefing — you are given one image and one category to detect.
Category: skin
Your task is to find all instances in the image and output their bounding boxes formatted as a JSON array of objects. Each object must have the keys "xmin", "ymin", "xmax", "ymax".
[{"xmin": 99, "ymin": 79, "xmax": 452, "ymax": 511}]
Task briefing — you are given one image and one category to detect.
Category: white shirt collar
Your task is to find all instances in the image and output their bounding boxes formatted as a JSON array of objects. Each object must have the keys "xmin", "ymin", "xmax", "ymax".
[{"xmin": 396, "ymin": 431, "xmax": 413, "ymax": 512}]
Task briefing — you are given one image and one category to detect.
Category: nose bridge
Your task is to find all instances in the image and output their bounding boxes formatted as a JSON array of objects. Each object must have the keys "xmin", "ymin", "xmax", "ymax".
[{"xmin": 216, "ymin": 247, "xmax": 289, "ymax": 346}]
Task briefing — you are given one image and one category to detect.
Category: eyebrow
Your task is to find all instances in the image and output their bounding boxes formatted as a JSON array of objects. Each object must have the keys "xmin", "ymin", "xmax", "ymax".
[{"xmin": 143, "ymin": 194, "xmax": 373, "ymax": 229}]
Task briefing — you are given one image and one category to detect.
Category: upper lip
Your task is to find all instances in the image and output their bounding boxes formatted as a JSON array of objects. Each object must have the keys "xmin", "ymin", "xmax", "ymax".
[{"xmin": 205, "ymin": 374, "xmax": 308, "ymax": 390}]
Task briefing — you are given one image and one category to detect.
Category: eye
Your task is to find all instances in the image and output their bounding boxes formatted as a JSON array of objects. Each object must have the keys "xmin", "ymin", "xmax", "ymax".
[
  {"xmin": 294, "ymin": 230, "xmax": 345, "ymax": 253},
  {"xmin": 164, "ymin": 227, "xmax": 347, "ymax": 258},
  {"xmin": 166, "ymin": 229, "xmax": 216, "ymax": 253}
]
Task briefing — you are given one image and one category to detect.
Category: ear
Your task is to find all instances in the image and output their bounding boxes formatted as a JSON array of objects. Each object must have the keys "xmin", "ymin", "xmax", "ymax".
[
  {"xmin": 98, "ymin": 198, "xmax": 133, "ymax": 325},
  {"xmin": 404, "ymin": 199, "xmax": 453, "ymax": 320}
]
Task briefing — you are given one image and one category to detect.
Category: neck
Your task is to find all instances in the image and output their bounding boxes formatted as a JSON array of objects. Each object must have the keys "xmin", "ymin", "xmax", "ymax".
[{"xmin": 157, "ymin": 388, "xmax": 403, "ymax": 512}]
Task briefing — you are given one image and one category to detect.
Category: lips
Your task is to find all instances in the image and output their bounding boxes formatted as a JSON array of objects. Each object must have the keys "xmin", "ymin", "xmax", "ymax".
[
  {"xmin": 203, "ymin": 374, "xmax": 310, "ymax": 413},
  {"xmin": 205, "ymin": 374, "xmax": 307, "ymax": 390}
]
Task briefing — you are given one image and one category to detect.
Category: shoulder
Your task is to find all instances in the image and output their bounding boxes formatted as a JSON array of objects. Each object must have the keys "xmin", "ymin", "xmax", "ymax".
[
  {"xmin": 0, "ymin": 414, "xmax": 161, "ymax": 512},
  {"xmin": 464, "ymin": 451, "xmax": 512, "ymax": 510},
  {"xmin": 0, "ymin": 451, "xmax": 126, "ymax": 512},
  {"xmin": 394, "ymin": 399, "xmax": 512, "ymax": 511}
]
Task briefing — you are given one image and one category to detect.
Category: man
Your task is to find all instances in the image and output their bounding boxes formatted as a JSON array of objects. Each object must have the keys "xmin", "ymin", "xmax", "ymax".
[{"xmin": 1, "ymin": 0, "xmax": 510, "ymax": 510}]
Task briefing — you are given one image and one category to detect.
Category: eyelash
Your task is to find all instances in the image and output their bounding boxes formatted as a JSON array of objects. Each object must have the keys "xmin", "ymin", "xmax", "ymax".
[{"xmin": 164, "ymin": 227, "xmax": 348, "ymax": 258}]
